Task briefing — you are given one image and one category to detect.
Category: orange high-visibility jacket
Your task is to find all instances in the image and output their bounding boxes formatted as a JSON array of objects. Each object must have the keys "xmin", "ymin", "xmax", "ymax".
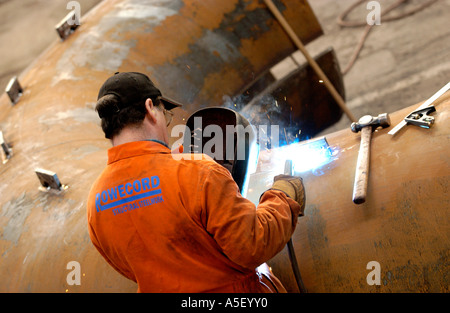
[{"xmin": 87, "ymin": 141, "xmax": 301, "ymax": 292}]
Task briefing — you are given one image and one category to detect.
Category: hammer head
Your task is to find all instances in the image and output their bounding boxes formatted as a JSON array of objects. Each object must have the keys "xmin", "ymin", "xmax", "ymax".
[{"xmin": 351, "ymin": 113, "xmax": 391, "ymax": 133}]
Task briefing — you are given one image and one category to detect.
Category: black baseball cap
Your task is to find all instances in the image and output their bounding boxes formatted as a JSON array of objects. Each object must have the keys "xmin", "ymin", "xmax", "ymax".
[{"xmin": 97, "ymin": 72, "xmax": 182, "ymax": 111}]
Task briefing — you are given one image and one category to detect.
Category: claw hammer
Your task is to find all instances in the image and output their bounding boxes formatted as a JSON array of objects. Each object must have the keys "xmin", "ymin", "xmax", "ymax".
[{"xmin": 350, "ymin": 114, "xmax": 391, "ymax": 204}]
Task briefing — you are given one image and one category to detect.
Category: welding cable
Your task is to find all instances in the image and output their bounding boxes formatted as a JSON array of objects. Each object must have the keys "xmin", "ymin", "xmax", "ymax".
[
  {"xmin": 338, "ymin": 0, "xmax": 440, "ymax": 75},
  {"xmin": 286, "ymin": 239, "xmax": 307, "ymax": 293},
  {"xmin": 283, "ymin": 159, "xmax": 307, "ymax": 293}
]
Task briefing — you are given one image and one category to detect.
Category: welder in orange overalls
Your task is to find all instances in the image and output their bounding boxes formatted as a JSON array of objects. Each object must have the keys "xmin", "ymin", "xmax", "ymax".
[{"xmin": 87, "ymin": 72, "xmax": 306, "ymax": 292}]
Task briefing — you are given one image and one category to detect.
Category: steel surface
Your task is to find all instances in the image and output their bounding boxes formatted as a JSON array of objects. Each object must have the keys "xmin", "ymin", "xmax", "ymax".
[
  {"xmin": 246, "ymin": 92, "xmax": 450, "ymax": 292},
  {"xmin": 0, "ymin": 0, "xmax": 322, "ymax": 292}
]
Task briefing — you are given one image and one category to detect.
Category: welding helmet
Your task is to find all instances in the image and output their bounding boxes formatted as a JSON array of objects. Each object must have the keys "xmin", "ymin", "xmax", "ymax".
[{"xmin": 183, "ymin": 107, "xmax": 259, "ymax": 197}]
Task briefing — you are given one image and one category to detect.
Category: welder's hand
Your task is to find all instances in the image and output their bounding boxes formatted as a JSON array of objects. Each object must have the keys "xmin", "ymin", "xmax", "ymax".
[{"xmin": 271, "ymin": 174, "xmax": 306, "ymax": 216}]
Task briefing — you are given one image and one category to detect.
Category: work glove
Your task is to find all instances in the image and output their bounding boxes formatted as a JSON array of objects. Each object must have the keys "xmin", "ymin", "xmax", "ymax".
[{"xmin": 270, "ymin": 174, "xmax": 306, "ymax": 216}]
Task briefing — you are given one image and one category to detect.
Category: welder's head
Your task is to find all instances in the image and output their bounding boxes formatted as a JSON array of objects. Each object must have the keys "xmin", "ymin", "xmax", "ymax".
[
  {"xmin": 95, "ymin": 72, "xmax": 182, "ymax": 139},
  {"xmin": 184, "ymin": 107, "xmax": 259, "ymax": 196}
]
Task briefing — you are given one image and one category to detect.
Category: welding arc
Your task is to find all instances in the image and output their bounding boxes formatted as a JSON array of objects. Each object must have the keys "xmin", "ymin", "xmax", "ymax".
[
  {"xmin": 263, "ymin": 0, "xmax": 357, "ymax": 123},
  {"xmin": 338, "ymin": 0, "xmax": 440, "ymax": 75}
]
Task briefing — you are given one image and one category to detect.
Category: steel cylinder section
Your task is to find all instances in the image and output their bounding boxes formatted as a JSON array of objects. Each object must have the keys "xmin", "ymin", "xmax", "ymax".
[
  {"xmin": 0, "ymin": 0, "xmax": 322, "ymax": 292},
  {"xmin": 40, "ymin": 0, "xmax": 321, "ymax": 112},
  {"xmin": 246, "ymin": 92, "xmax": 450, "ymax": 292}
]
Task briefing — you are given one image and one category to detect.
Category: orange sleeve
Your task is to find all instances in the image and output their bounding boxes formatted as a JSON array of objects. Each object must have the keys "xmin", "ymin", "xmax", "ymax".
[{"xmin": 200, "ymin": 162, "xmax": 301, "ymax": 270}]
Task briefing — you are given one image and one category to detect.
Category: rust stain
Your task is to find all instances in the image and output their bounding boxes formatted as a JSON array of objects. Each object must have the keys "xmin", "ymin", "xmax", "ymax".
[
  {"xmin": 304, "ymin": 204, "xmax": 331, "ymax": 291},
  {"xmin": 181, "ymin": 0, "xmax": 239, "ymax": 30},
  {"xmin": 377, "ymin": 176, "xmax": 449, "ymax": 292},
  {"xmin": 122, "ymin": 0, "xmax": 238, "ymax": 68},
  {"xmin": 118, "ymin": 0, "xmax": 322, "ymax": 106},
  {"xmin": 200, "ymin": 67, "xmax": 246, "ymax": 106}
]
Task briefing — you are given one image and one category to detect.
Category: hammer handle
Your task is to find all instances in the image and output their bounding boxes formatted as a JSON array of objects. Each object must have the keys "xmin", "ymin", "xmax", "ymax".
[{"xmin": 353, "ymin": 127, "xmax": 372, "ymax": 204}]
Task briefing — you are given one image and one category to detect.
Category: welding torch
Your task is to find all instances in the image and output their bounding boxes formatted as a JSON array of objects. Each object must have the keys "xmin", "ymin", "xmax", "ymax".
[{"xmin": 284, "ymin": 159, "xmax": 307, "ymax": 293}]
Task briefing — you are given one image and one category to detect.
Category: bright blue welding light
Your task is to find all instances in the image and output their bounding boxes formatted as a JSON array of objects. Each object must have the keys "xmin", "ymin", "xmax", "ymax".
[
  {"xmin": 241, "ymin": 141, "xmax": 260, "ymax": 198},
  {"xmin": 278, "ymin": 137, "xmax": 335, "ymax": 174}
]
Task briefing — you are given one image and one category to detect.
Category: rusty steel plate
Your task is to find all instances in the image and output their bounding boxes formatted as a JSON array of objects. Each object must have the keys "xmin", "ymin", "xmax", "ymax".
[{"xmin": 0, "ymin": 0, "xmax": 323, "ymax": 292}]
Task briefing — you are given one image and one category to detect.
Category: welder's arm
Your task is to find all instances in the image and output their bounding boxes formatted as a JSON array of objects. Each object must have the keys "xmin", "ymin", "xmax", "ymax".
[{"xmin": 201, "ymin": 163, "xmax": 303, "ymax": 270}]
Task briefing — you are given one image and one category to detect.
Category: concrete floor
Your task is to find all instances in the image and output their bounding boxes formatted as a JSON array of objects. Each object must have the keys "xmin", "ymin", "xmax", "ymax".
[
  {"xmin": 308, "ymin": 0, "xmax": 450, "ymax": 134},
  {"xmin": 0, "ymin": 0, "xmax": 449, "ymax": 134}
]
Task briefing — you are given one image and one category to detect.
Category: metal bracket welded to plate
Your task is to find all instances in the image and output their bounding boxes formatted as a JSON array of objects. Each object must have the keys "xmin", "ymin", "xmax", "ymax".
[
  {"xmin": 35, "ymin": 168, "xmax": 68, "ymax": 193},
  {"xmin": 55, "ymin": 10, "xmax": 80, "ymax": 40},
  {"xmin": 5, "ymin": 76, "xmax": 23, "ymax": 105},
  {"xmin": 0, "ymin": 131, "xmax": 13, "ymax": 164}
]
